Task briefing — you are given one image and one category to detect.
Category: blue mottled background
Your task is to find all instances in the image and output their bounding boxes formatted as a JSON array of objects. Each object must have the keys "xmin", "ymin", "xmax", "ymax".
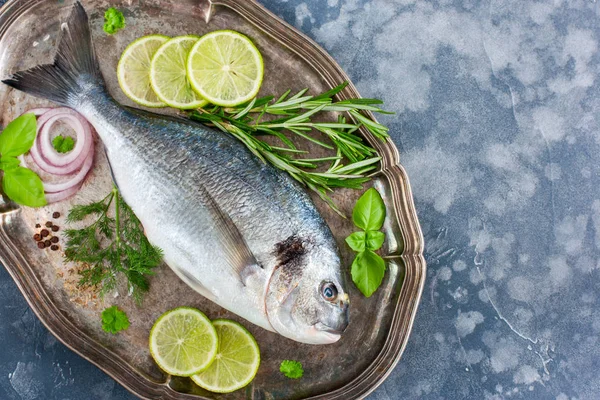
[{"xmin": 1, "ymin": 0, "xmax": 599, "ymax": 399}]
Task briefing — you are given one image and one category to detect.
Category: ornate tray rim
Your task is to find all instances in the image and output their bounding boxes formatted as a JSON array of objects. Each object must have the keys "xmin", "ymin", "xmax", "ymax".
[{"xmin": 0, "ymin": 0, "xmax": 426, "ymax": 399}]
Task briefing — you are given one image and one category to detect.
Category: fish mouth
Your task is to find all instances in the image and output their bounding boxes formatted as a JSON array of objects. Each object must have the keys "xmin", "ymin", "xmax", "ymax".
[{"xmin": 314, "ymin": 321, "xmax": 347, "ymax": 335}]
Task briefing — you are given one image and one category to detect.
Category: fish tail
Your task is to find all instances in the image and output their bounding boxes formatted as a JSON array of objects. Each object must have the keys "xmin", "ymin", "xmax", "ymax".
[{"xmin": 2, "ymin": 2, "xmax": 103, "ymax": 106}]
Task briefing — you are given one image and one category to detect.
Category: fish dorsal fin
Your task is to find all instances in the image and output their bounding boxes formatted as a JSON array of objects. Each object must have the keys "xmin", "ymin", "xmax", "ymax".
[
  {"xmin": 122, "ymin": 106, "xmax": 197, "ymax": 125},
  {"xmin": 199, "ymin": 183, "xmax": 262, "ymax": 285}
]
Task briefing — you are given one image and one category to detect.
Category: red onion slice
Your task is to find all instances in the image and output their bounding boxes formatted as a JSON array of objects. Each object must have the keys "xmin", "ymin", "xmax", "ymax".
[
  {"xmin": 45, "ymin": 183, "xmax": 83, "ymax": 204},
  {"xmin": 20, "ymin": 107, "xmax": 96, "ymax": 203},
  {"xmin": 29, "ymin": 108, "xmax": 93, "ymax": 175},
  {"xmin": 25, "ymin": 107, "xmax": 52, "ymax": 116},
  {"xmin": 43, "ymin": 152, "xmax": 94, "ymax": 193}
]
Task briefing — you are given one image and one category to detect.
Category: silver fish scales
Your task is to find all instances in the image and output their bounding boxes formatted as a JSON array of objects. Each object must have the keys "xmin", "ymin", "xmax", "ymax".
[{"xmin": 3, "ymin": 2, "xmax": 349, "ymax": 344}]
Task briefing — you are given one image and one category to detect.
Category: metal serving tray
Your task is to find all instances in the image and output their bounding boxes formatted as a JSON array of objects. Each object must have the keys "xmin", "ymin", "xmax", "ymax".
[{"xmin": 0, "ymin": 0, "xmax": 425, "ymax": 398}]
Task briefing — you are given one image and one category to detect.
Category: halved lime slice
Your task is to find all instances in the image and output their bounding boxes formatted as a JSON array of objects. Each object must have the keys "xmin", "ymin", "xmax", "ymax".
[
  {"xmin": 186, "ymin": 30, "xmax": 264, "ymax": 107},
  {"xmin": 191, "ymin": 319, "xmax": 261, "ymax": 393},
  {"xmin": 149, "ymin": 307, "xmax": 218, "ymax": 377},
  {"xmin": 150, "ymin": 35, "xmax": 208, "ymax": 109},
  {"xmin": 117, "ymin": 35, "xmax": 170, "ymax": 107}
]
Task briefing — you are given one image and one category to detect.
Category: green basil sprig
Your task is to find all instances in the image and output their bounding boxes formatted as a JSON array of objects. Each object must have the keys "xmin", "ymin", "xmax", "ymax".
[
  {"xmin": 0, "ymin": 114, "xmax": 47, "ymax": 207},
  {"xmin": 346, "ymin": 187, "xmax": 386, "ymax": 297}
]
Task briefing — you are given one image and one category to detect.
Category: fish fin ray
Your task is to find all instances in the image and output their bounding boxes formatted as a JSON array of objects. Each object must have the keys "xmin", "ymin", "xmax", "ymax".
[
  {"xmin": 122, "ymin": 106, "xmax": 196, "ymax": 125},
  {"xmin": 199, "ymin": 184, "xmax": 262, "ymax": 285},
  {"xmin": 2, "ymin": 2, "xmax": 103, "ymax": 106},
  {"xmin": 103, "ymin": 146, "xmax": 121, "ymax": 190}
]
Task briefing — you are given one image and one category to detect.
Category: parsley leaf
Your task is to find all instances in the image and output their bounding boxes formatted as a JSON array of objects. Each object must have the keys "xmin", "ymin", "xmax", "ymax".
[
  {"xmin": 101, "ymin": 305, "xmax": 130, "ymax": 334},
  {"xmin": 280, "ymin": 360, "xmax": 303, "ymax": 379},
  {"xmin": 103, "ymin": 8, "xmax": 125, "ymax": 35},
  {"xmin": 52, "ymin": 135, "xmax": 75, "ymax": 153}
]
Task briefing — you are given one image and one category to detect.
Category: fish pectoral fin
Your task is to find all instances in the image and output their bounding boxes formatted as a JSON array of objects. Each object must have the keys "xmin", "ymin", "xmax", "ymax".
[
  {"xmin": 103, "ymin": 146, "xmax": 120, "ymax": 190},
  {"xmin": 200, "ymin": 183, "xmax": 262, "ymax": 286}
]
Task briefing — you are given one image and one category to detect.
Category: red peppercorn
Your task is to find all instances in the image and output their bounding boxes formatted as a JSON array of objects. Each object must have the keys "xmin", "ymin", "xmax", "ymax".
[
  {"xmin": 51, "ymin": 225, "xmax": 59, "ymax": 232},
  {"xmin": 50, "ymin": 245, "xmax": 59, "ymax": 251},
  {"xmin": 51, "ymin": 237, "xmax": 59, "ymax": 243},
  {"xmin": 33, "ymin": 234, "xmax": 41, "ymax": 241},
  {"xmin": 44, "ymin": 240, "xmax": 52, "ymax": 247},
  {"xmin": 37, "ymin": 242, "xmax": 45, "ymax": 249},
  {"xmin": 35, "ymin": 223, "xmax": 41, "ymax": 228},
  {"xmin": 40, "ymin": 229, "xmax": 49, "ymax": 237},
  {"xmin": 45, "ymin": 221, "xmax": 53, "ymax": 228},
  {"xmin": 52, "ymin": 212, "xmax": 60, "ymax": 219}
]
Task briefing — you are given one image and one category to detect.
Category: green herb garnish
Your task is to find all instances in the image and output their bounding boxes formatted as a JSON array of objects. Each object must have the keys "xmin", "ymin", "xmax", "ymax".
[
  {"xmin": 64, "ymin": 187, "xmax": 163, "ymax": 303},
  {"xmin": 52, "ymin": 135, "xmax": 75, "ymax": 153},
  {"xmin": 0, "ymin": 113, "xmax": 46, "ymax": 207},
  {"xmin": 101, "ymin": 305, "xmax": 130, "ymax": 334},
  {"xmin": 189, "ymin": 82, "xmax": 390, "ymax": 215},
  {"xmin": 103, "ymin": 7, "xmax": 125, "ymax": 35},
  {"xmin": 280, "ymin": 360, "xmax": 304, "ymax": 379},
  {"xmin": 346, "ymin": 188, "xmax": 387, "ymax": 297}
]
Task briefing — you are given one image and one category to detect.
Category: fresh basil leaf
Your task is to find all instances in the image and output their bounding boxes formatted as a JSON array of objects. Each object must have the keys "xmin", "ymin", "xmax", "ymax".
[
  {"xmin": 365, "ymin": 230, "xmax": 385, "ymax": 251},
  {"xmin": 0, "ymin": 114, "xmax": 37, "ymax": 157},
  {"xmin": 352, "ymin": 187, "xmax": 386, "ymax": 231},
  {"xmin": 2, "ymin": 166, "xmax": 47, "ymax": 207},
  {"xmin": 345, "ymin": 231, "xmax": 366, "ymax": 252},
  {"xmin": 350, "ymin": 249, "xmax": 386, "ymax": 297},
  {"xmin": 0, "ymin": 156, "xmax": 20, "ymax": 171}
]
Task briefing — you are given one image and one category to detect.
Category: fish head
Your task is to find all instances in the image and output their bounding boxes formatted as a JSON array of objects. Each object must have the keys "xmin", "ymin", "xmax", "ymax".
[{"xmin": 265, "ymin": 236, "xmax": 349, "ymax": 344}]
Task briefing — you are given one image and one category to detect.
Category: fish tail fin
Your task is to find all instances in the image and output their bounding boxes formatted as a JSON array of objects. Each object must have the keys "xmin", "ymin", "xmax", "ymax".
[{"xmin": 2, "ymin": 2, "xmax": 104, "ymax": 107}]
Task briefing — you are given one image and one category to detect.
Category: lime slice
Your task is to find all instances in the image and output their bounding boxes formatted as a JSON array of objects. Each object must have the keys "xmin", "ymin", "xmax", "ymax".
[
  {"xmin": 117, "ymin": 35, "xmax": 169, "ymax": 107},
  {"xmin": 150, "ymin": 35, "xmax": 208, "ymax": 109},
  {"xmin": 191, "ymin": 319, "xmax": 261, "ymax": 393},
  {"xmin": 187, "ymin": 30, "xmax": 264, "ymax": 107},
  {"xmin": 149, "ymin": 307, "xmax": 218, "ymax": 376}
]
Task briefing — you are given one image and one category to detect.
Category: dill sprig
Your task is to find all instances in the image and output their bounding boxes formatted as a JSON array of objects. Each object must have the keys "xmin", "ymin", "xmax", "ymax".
[
  {"xmin": 189, "ymin": 82, "xmax": 391, "ymax": 215},
  {"xmin": 64, "ymin": 187, "xmax": 163, "ymax": 303}
]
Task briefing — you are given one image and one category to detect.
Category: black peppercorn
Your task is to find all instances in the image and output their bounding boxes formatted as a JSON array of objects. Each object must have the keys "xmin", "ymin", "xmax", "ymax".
[
  {"xmin": 44, "ymin": 239, "xmax": 52, "ymax": 247},
  {"xmin": 51, "ymin": 236, "xmax": 59, "ymax": 243},
  {"xmin": 50, "ymin": 245, "xmax": 59, "ymax": 251},
  {"xmin": 52, "ymin": 212, "xmax": 60, "ymax": 219},
  {"xmin": 40, "ymin": 229, "xmax": 49, "ymax": 237},
  {"xmin": 51, "ymin": 225, "xmax": 59, "ymax": 232},
  {"xmin": 45, "ymin": 221, "xmax": 53, "ymax": 228}
]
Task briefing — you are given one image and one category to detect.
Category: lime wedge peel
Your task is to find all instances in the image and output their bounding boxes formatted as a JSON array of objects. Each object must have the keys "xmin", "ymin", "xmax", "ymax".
[
  {"xmin": 150, "ymin": 35, "xmax": 208, "ymax": 110},
  {"xmin": 117, "ymin": 34, "xmax": 170, "ymax": 108},
  {"xmin": 192, "ymin": 319, "xmax": 261, "ymax": 393},
  {"xmin": 187, "ymin": 30, "xmax": 264, "ymax": 107},
  {"xmin": 149, "ymin": 307, "xmax": 218, "ymax": 377}
]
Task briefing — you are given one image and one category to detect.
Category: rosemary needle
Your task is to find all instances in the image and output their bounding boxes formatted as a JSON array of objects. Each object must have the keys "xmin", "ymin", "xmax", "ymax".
[{"xmin": 189, "ymin": 82, "xmax": 391, "ymax": 215}]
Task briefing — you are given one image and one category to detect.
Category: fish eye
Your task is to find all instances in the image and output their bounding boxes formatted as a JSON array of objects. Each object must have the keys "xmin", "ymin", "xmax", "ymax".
[{"xmin": 320, "ymin": 282, "xmax": 338, "ymax": 301}]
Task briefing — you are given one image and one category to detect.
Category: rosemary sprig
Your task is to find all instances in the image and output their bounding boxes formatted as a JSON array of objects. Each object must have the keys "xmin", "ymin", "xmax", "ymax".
[
  {"xmin": 64, "ymin": 187, "xmax": 163, "ymax": 303},
  {"xmin": 189, "ymin": 82, "xmax": 391, "ymax": 215}
]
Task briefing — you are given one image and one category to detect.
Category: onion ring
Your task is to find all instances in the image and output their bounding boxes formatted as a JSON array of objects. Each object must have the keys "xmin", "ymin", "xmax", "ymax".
[
  {"xmin": 45, "ymin": 183, "xmax": 83, "ymax": 204},
  {"xmin": 29, "ymin": 108, "xmax": 93, "ymax": 175},
  {"xmin": 19, "ymin": 107, "xmax": 95, "ymax": 203}
]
